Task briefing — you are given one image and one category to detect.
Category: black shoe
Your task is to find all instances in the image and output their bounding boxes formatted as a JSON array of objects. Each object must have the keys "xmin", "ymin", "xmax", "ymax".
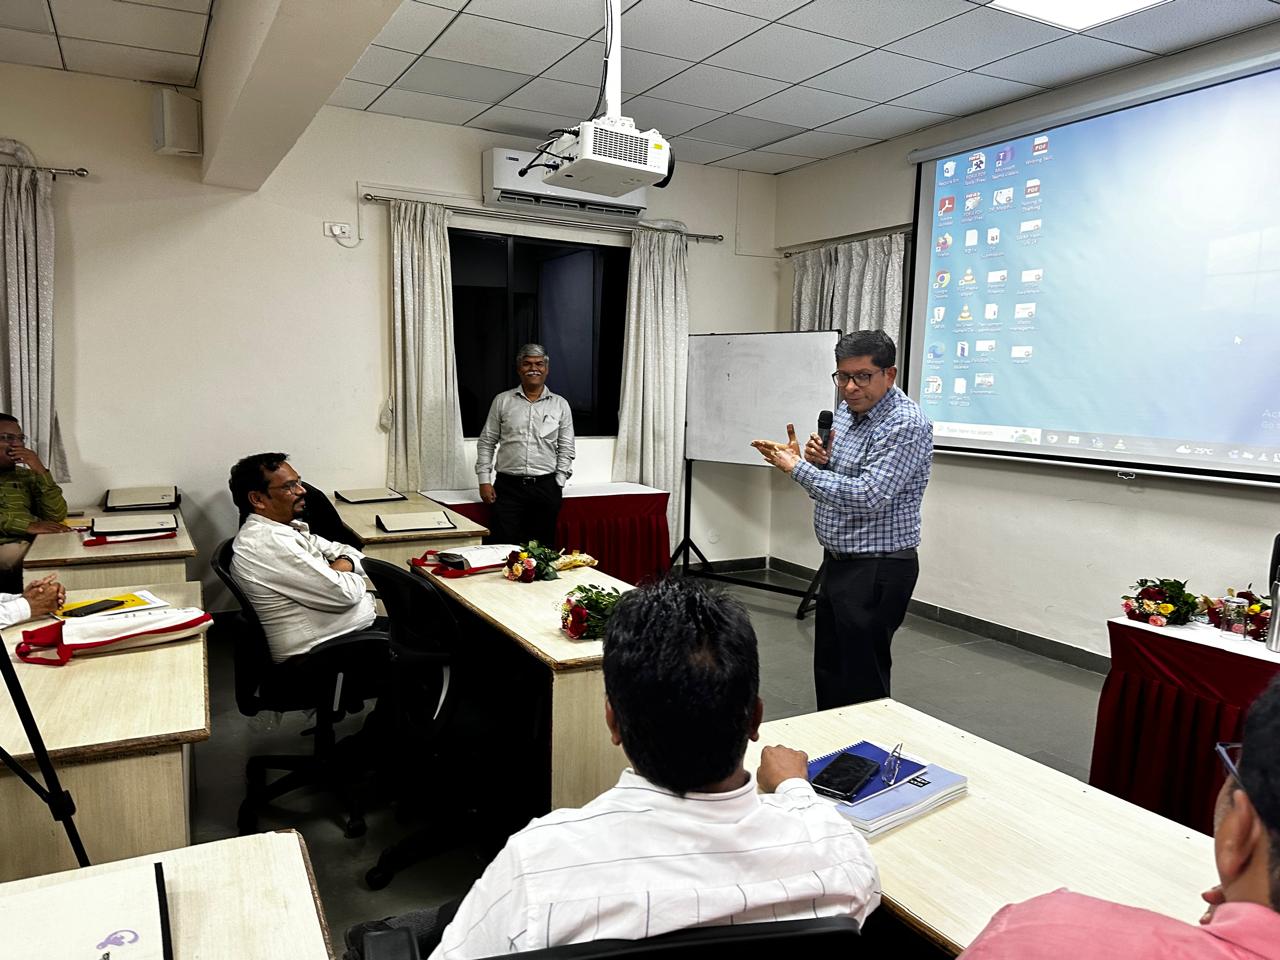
[{"xmin": 343, "ymin": 918, "xmax": 394, "ymax": 960}]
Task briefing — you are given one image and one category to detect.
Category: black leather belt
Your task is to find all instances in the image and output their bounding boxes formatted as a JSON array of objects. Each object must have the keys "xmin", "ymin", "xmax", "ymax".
[
  {"xmin": 498, "ymin": 472, "xmax": 554, "ymax": 485},
  {"xmin": 827, "ymin": 548, "xmax": 918, "ymax": 561}
]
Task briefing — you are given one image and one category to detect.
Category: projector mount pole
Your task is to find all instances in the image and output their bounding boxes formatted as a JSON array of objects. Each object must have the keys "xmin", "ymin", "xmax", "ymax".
[{"xmin": 603, "ymin": 0, "xmax": 622, "ymax": 120}]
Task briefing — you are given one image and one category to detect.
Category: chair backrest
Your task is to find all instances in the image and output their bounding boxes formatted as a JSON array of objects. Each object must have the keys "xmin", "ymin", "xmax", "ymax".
[
  {"xmin": 300, "ymin": 482, "xmax": 360, "ymax": 548},
  {"xmin": 210, "ymin": 537, "xmax": 273, "ymax": 715},
  {"xmin": 484, "ymin": 918, "xmax": 862, "ymax": 959}
]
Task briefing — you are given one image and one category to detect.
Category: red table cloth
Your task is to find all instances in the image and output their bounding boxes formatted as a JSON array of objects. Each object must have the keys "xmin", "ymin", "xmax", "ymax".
[
  {"xmin": 1089, "ymin": 618, "xmax": 1280, "ymax": 833},
  {"xmin": 430, "ymin": 484, "xmax": 671, "ymax": 586}
]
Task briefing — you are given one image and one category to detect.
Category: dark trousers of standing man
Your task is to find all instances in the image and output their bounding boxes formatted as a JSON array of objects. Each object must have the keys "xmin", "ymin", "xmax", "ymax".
[
  {"xmin": 491, "ymin": 472, "xmax": 562, "ymax": 548},
  {"xmin": 814, "ymin": 550, "xmax": 920, "ymax": 710}
]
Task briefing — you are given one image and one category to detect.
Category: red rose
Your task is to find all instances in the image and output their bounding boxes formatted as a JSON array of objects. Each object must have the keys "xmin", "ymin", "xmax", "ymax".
[
  {"xmin": 520, "ymin": 565, "xmax": 536, "ymax": 583},
  {"xmin": 1137, "ymin": 586, "xmax": 1164, "ymax": 602},
  {"xmin": 566, "ymin": 604, "xmax": 589, "ymax": 639}
]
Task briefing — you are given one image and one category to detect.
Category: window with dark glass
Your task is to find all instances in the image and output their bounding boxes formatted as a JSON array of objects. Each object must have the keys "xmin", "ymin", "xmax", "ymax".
[{"xmin": 449, "ymin": 230, "xmax": 629, "ymax": 438}]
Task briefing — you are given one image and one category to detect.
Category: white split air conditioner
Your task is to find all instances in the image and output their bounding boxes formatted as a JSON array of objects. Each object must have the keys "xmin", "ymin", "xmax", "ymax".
[{"xmin": 482, "ymin": 148, "xmax": 648, "ymax": 222}]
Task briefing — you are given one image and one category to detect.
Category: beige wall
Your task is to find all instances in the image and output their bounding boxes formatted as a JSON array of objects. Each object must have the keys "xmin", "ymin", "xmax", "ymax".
[
  {"xmin": 770, "ymin": 24, "xmax": 1280, "ymax": 654},
  {"xmin": 0, "ymin": 61, "xmax": 784, "ymax": 604}
]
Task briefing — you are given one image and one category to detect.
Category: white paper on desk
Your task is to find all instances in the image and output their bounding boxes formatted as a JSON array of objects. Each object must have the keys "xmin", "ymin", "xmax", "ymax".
[
  {"xmin": 0, "ymin": 861, "xmax": 169, "ymax": 959},
  {"xmin": 377, "ymin": 510, "xmax": 456, "ymax": 533},
  {"xmin": 435, "ymin": 544, "xmax": 521, "ymax": 569},
  {"xmin": 86, "ymin": 532, "xmax": 174, "ymax": 544}
]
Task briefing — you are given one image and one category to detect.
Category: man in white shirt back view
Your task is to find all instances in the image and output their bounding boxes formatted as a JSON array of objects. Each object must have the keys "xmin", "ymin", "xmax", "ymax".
[{"xmin": 344, "ymin": 577, "xmax": 881, "ymax": 960}]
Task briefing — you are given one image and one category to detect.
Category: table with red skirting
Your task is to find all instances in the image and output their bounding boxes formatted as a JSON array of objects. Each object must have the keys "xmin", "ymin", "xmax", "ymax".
[
  {"xmin": 1088, "ymin": 616, "xmax": 1280, "ymax": 833},
  {"xmin": 423, "ymin": 482, "xmax": 671, "ymax": 586}
]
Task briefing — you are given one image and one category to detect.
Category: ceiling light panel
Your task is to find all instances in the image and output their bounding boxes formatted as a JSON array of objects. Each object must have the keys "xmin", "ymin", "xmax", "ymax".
[{"xmin": 989, "ymin": 0, "xmax": 1172, "ymax": 32}]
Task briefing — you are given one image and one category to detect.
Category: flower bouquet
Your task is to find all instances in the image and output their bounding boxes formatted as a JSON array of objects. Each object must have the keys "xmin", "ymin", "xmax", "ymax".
[
  {"xmin": 1201, "ymin": 587, "xmax": 1273, "ymax": 640},
  {"xmin": 1121, "ymin": 577, "xmax": 1198, "ymax": 627},
  {"xmin": 504, "ymin": 541, "xmax": 561, "ymax": 583},
  {"xmin": 560, "ymin": 583, "xmax": 623, "ymax": 640}
]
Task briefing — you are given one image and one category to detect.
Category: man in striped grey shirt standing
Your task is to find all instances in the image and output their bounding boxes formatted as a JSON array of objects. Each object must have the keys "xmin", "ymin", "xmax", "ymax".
[{"xmin": 345, "ymin": 578, "xmax": 879, "ymax": 959}]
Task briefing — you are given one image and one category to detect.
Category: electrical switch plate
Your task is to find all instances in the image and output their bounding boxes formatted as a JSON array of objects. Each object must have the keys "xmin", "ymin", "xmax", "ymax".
[{"xmin": 324, "ymin": 221, "xmax": 352, "ymax": 239}]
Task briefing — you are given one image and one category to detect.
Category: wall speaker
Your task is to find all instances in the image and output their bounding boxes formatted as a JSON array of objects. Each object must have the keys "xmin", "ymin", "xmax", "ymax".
[{"xmin": 152, "ymin": 88, "xmax": 202, "ymax": 157}]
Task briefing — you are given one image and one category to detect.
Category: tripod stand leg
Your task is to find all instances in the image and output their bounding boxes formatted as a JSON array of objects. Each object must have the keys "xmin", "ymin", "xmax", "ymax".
[{"xmin": 795, "ymin": 559, "xmax": 826, "ymax": 620}]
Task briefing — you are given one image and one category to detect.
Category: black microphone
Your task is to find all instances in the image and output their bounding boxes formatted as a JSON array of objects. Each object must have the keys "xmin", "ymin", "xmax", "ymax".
[{"xmin": 817, "ymin": 410, "xmax": 833, "ymax": 469}]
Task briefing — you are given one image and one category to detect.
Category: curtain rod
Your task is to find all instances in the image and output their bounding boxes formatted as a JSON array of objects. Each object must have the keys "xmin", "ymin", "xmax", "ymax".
[
  {"xmin": 360, "ymin": 192, "xmax": 723, "ymax": 243},
  {"xmin": 0, "ymin": 163, "xmax": 89, "ymax": 178},
  {"xmin": 781, "ymin": 224, "xmax": 910, "ymax": 257}
]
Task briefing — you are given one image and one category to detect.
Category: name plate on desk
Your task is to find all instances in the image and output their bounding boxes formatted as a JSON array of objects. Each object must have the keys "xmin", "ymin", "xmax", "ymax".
[
  {"xmin": 91, "ymin": 513, "xmax": 177, "ymax": 536},
  {"xmin": 105, "ymin": 485, "xmax": 179, "ymax": 511},
  {"xmin": 336, "ymin": 487, "xmax": 407, "ymax": 504},
  {"xmin": 375, "ymin": 511, "xmax": 456, "ymax": 533}
]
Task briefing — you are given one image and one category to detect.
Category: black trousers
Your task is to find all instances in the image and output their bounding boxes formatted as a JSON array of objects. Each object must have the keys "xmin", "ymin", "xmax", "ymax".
[
  {"xmin": 814, "ymin": 554, "xmax": 920, "ymax": 709},
  {"xmin": 490, "ymin": 473, "xmax": 562, "ymax": 548}
]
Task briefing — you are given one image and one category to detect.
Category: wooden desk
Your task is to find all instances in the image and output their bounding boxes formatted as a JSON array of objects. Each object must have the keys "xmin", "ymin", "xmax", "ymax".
[
  {"xmin": 335, "ymin": 492, "xmax": 487, "ymax": 566},
  {"xmin": 419, "ymin": 565, "xmax": 630, "ymax": 808},
  {"xmin": 0, "ymin": 831, "xmax": 331, "ymax": 959},
  {"xmin": 23, "ymin": 509, "xmax": 196, "ymax": 591},
  {"xmin": 0, "ymin": 581, "xmax": 209, "ymax": 881},
  {"xmin": 746, "ymin": 699, "xmax": 1214, "ymax": 955}
]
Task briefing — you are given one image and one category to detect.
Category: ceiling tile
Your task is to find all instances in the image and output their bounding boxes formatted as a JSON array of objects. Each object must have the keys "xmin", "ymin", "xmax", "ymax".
[
  {"xmin": 428, "ymin": 14, "xmax": 581, "ymax": 74},
  {"xmin": 0, "ymin": 25, "xmax": 60, "ymax": 68},
  {"xmin": 705, "ymin": 23, "xmax": 871, "ymax": 83},
  {"xmin": 711, "ymin": 150, "xmax": 811, "ymax": 174},
  {"xmin": 760, "ymin": 130, "xmax": 878, "ymax": 158},
  {"xmin": 544, "ymin": 41, "xmax": 692, "ymax": 94},
  {"xmin": 668, "ymin": 137, "xmax": 742, "ymax": 163},
  {"xmin": 59, "ymin": 37, "xmax": 197, "ymax": 85},
  {"xmin": 683, "ymin": 113, "xmax": 805, "ymax": 148},
  {"xmin": 466, "ymin": 104, "xmax": 583, "ymax": 140},
  {"xmin": 781, "ymin": 0, "xmax": 973, "ymax": 46},
  {"xmin": 49, "ymin": 0, "xmax": 206, "ymax": 55},
  {"xmin": 328, "ymin": 78, "xmax": 384, "ymax": 110},
  {"xmin": 128, "ymin": 0, "xmax": 211, "ymax": 12},
  {"xmin": 0, "ymin": 0, "xmax": 52, "ymax": 33},
  {"xmin": 806, "ymin": 50, "xmax": 959, "ymax": 101},
  {"xmin": 368, "ymin": 88, "xmax": 489, "ymax": 123},
  {"xmin": 395, "ymin": 56, "xmax": 531, "ymax": 102},
  {"xmin": 886, "ymin": 6, "xmax": 1068, "ymax": 70},
  {"xmin": 737, "ymin": 86, "xmax": 875, "ymax": 127},
  {"xmin": 623, "ymin": 95, "xmax": 723, "ymax": 136},
  {"xmin": 644, "ymin": 63, "xmax": 787, "ymax": 112},
  {"xmin": 820, "ymin": 102, "xmax": 951, "ymax": 138},
  {"xmin": 373, "ymin": 1, "xmax": 453, "ymax": 54},
  {"xmin": 501, "ymin": 77, "xmax": 601, "ymax": 116},
  {"xmin": 349, "ymin": 44, "xmax": 416, "ymax": 85},
  {"xmin": 690, "ymin": 0, "xmax": 811, "ymax": 17},
  {"xmin": 620, "ymin": 0, "xmax": 765, "ymax": 60},
  {"xmin": 977, "ymin": 34, "xmax": 1153, "ymax": 86},
  {"xmin": 891, "ymin": 71, "xmax": 1042, "ymax": 115},
  {"xmin": 464, "ymin": 0, "xmax": 641, "ymax": 39},
  {"xmin": 1086, "ymin": 0, "xmax": 1280, "ymax": 55}
]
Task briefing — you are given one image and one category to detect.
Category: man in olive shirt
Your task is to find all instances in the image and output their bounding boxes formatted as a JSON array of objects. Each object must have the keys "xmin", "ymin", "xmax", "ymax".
[
  {"xmin": 0, "ymin": 414, "xmax": 69, "ymax": 586},
  {"xmin": 475, "ymin": 344, "xmax": 575, "ymax": 547}
]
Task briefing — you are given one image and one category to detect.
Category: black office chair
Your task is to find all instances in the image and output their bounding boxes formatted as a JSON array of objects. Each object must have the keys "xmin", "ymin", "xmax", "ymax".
[
  {"xmin": 364, "ymin": 917, "xmax": 862, "ymax": 960},
  {"xmin": 300, "ymin": 481, "xmax": 362, "ymax": 547},
  {"xmin": 360, "ymin": 557, "xmax": 472, "ymax": 889},
  {"xmin": 211, "ymin": 537, "xmax": 389, "ymax": 838}
]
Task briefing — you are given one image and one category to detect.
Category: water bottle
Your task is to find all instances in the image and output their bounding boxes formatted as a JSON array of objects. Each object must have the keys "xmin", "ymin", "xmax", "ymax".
[{"xmin": 1267, "ymin": 580, "xmax": 1280, "ymax": 654}]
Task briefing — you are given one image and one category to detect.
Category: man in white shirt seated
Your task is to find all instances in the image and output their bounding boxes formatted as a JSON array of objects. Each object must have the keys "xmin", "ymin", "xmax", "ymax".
[
  {"xmin": 227, "ymin": 452, "xmax": 382, "ymax": 663},
  {"xmin": 0, "ymin": 573, "xmax": 64, "ymax": 628},
  {"xmin": 345, "ymin": 577, "xmax": 881, "ymax": 960}
]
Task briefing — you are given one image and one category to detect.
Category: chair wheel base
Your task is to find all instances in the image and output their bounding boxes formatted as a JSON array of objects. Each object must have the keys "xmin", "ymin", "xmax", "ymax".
[
  {"xmin": 345, "ymin": 814, "xmax": 367, "ymax": 839},
  {"xmin": 365, "ymin": 864, "xmax": 392, "ymax": 890},
  {"xmin": 237, "ymin": 801, "xmax": 259, "ymax": 835}
]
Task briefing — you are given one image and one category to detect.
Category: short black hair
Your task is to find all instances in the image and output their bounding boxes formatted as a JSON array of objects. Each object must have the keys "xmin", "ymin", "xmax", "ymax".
[
  {"xmin": 1240, "ymin": 676, "xmax": 1280, "ymax": 907},
  {"xmin": 835, "ymin": 330, "xmax": 896, "ymax": 368},
  {"xmin": 0, "ymin": 413, "xmax": 17, "ymax": 425},
  {"xmin": 228, "ymin": 452, "xmax": 289, "ymax": 522},
  {"xmin": 603, "ymin": 577, "xmax": 759, "ymax": 795}
]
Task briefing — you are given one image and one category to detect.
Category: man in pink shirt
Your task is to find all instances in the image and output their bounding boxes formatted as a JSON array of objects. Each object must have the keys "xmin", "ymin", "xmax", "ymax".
[{"xmin": 962, "ymin": 676, "xmax": 1280, "ymax": 958}]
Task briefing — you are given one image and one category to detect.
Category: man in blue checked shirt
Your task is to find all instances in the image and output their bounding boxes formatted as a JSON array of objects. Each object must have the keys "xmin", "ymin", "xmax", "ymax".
[{"xmin": 753, "ymin": 331, "xmax": 932, "ymax": 708}]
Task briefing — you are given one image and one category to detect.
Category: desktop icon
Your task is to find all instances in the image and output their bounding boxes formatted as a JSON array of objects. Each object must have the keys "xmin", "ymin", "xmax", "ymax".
[
  {"xmin": 1067, "ymin": 435, "xmax": 1080, "ymax": 445},
  {"xmin": 934, "ymin": 271, "xmax": 951, "ymax": 289},
  {"xmin": 931, "ymin": 306, "xmax": 946, "ymax": 324},
  {"xmin": 1241, "ymin": 450, "xmax": 1255, "ymax": 460},
  {"xmin": 942, "ymin": 160, "xmax": 957, "ymax": 178},
  {"xmin": 957, "ymin": 304, "xmax": 973, "ymax": 322},
  {"xmin": 964, "ymin": 192, "xmax": 982, "ymax": 213},
  {"xmin": 1032, "ymin": 135, "xmax": 1049, "ymax": 156},
  {"xmin": 1114, "ymin": 439, "xmax": 1127, "ymax": 451},
  {"xmin": 1021, "ymin": 268, "xmax": 1043, "ymax": 283},
  {"xmin": 996, "ymin": 146, "xmax": 1015, "ymax": 168},
  {"xmin": 936, "ymin": 232, "xmax": 953, "ymax": 253},
  {"xmin": 987, "ymin": 269, "xmax": 1008, "ymax": 283},
  {"xmin": 938, "ymin": 195, "xmax": 955, "ymax": 215},
  {"xmin": 956, "ymin": 341, "xmax": 969, "ymax": 358},
  {"xmin": 975, "ymin": 373, "xmax": 994, "ymax": 388},
  {"xmin": 1025, "ymin": 178, "xmax": 1041, "ymax": 198},
  {"xmin": 984, "ymin": 303, "xmax": 999, "ymax": 320},
  {"xmin": 959, "ymin": 268, "xmax": 977, "ymax": 286},
  {"xmin": 968, "ymin": 152, "xmax": 986, "ymax": 174},
  {"xmin": 1046, "ymin": 433, "xmax": 1059, "ymax": 443},
  {"xmin": 993, "ymin": 187, "xmax": 1014, "ymax": 206},
  {"xmin": 927, "ymin": 343, "xmax": 946, "ymax": 360},
  {"xmin": 925, "ymin": 376, "xmax": 943, "ymax": 394},
  {"xmin": 1014, "ymin": 302, "xmax": 1036, "ymax": 320},
  {"xmin": 953, "ymin": 377, "xmax": 967, "ymax": 395},
  {"xmin": 1020, "ymin": 218, "xmax": 1042, "ymax": 233},
  {"xmin": 1175, "ymin": 444, "xmax": 1192, "ymax": 454},
  {"xmin": 1011, "ymin": 345, "xmax": 1033, "ymax": 359},
  {"xmin": 1090, "ymin": 437, "xmax": 1104, "ymax": 449},
  {"xmin": 976, "ymin": 339, "xmax": 996, "ymax": 352},
  {"xmin": 964, "ymin": 229, "xmax": 979, "ymax": 248},
  {"xmin": 987, "ymin": 227, "xmax": 1001, "ymax": 245}
]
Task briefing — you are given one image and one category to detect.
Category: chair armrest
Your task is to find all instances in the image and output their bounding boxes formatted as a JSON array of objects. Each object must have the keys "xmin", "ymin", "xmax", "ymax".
[{"xmin": 364, "ymin": 929, "xmax": 421, "ymax": 960}]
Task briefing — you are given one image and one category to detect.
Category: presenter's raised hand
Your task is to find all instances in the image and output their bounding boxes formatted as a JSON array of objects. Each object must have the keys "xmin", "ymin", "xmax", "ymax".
[
  {"xmin": 804, "ymin": 428, "xmax": 834, "ymax": 466},
  {"xmin": 479, "ymin": 482, "xmax": 497, "ymax": 504},
  {"xmin": 751, "ymin": 423, "xmax": 801, "ymax": 474}
]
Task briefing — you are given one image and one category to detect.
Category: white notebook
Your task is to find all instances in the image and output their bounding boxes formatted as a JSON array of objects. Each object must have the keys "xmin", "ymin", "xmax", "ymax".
[
  {"xmin": 334, "ymin": 487, "xmax": 406, "ymax": 504},
  {"xmin": 375, "ymin": 510, "xmax": 456, "ymax": 533},
  {"xmin": 105, "ymin": 484, "xmax": 178, "ymax": 510},
  {"xmin": 91, "ymin": 513, "xmax": 177, "ymax": 536}
]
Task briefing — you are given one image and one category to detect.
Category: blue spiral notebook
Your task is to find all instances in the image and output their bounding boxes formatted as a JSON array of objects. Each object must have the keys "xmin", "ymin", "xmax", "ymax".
[{"xmin": 807, "ymin": 740, "xmax": 928, "ymax": 806}]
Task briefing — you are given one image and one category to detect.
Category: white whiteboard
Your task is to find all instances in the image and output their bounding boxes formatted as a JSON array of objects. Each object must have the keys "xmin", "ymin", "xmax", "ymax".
[{"xmin": 686, "ymin": 331, "xmax": 840, "ymax": 467}]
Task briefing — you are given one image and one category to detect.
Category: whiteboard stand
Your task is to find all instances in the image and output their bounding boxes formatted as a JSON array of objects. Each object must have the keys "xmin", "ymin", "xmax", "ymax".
[{"xmin": 670, "ymin": 459, "xmax": 822, "ymax": 620}]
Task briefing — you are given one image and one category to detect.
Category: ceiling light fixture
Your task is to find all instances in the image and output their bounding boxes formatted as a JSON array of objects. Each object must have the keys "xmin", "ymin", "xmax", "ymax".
[{"xmin": 989, "ymin": 0, "xmax": 1171, "ymax": 32}]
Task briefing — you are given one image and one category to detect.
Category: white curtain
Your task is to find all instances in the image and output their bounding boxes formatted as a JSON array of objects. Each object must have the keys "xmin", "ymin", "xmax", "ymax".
[
  {"xmin": 383, "ymin": 199, "xmax": 470, "ymax": 491},
  {"xmin": 0, "ymin": 139, "xmax": 68, "ymax": 480},
  {"xmin": 612, "ymin": 222, "xmax": 689, "ymax": 550},
  {"xmin": 792, "ymin": 232, "xmax": 906, "ymax": 343}
]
